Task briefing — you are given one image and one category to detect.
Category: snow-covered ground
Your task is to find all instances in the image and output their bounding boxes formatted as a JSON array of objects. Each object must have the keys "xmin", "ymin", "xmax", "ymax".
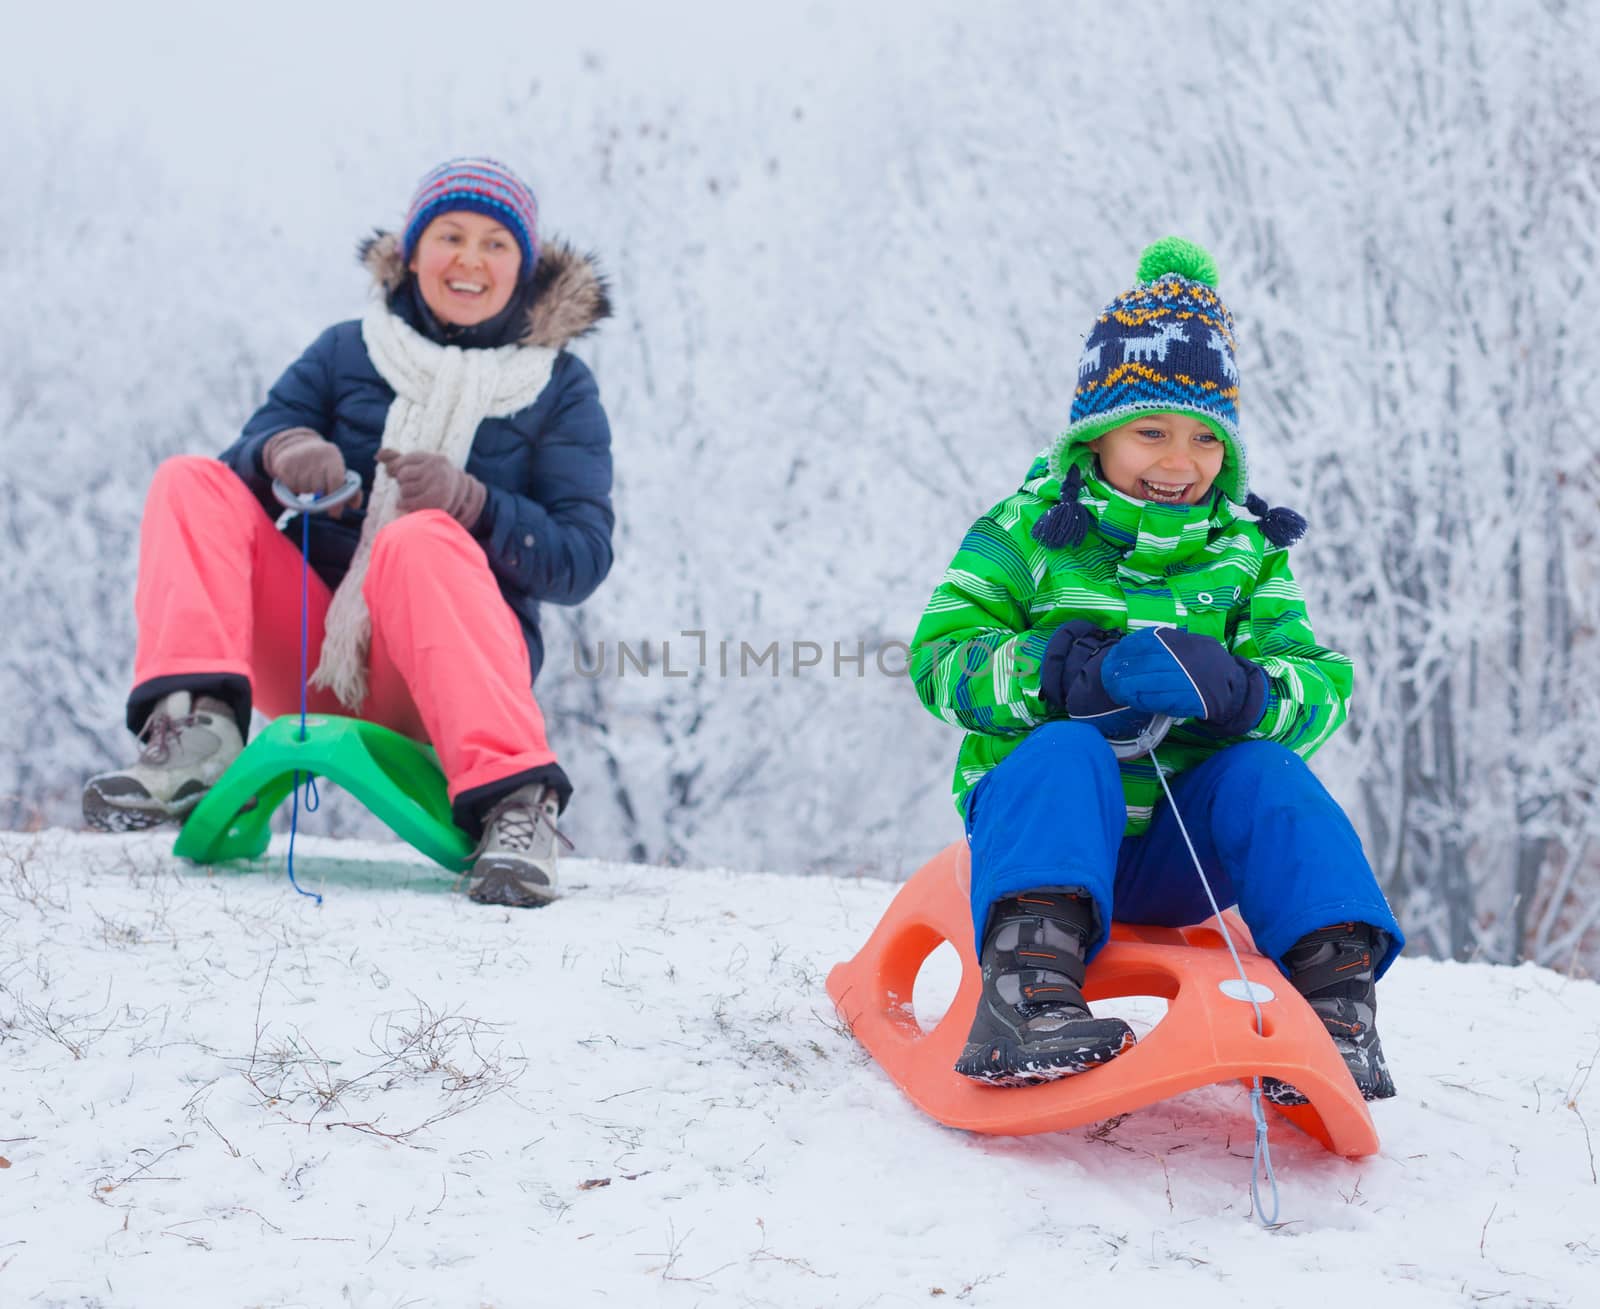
[{"xmin": 2, "ymin": 831, "xmax": 1597, "ymax": 1306}]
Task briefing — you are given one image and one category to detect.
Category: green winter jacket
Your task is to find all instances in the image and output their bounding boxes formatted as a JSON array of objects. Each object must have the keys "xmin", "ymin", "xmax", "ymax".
[{"xmin": 910, "ymin": 456, "xmax": 1353, "ymax": 832}]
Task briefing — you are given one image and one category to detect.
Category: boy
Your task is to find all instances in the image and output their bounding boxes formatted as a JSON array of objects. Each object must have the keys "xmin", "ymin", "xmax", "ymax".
[{"xmin": 910, "ymin": 239, "xmax": 1402, "ymax": 1104}]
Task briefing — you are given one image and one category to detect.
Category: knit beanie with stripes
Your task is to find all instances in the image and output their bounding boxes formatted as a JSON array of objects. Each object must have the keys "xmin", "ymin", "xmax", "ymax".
[
  {"xmin": 401, "ymin": 157, "xmax": 540, "ymax": 281},
  {"xmin": 1035, "ymin": 238, "xmax": 1307, "ymax": 549}
]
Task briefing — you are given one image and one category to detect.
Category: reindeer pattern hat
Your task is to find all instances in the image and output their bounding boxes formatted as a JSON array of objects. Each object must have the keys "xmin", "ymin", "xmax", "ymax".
[{"xmin": 1051, "ymin": 237, "xmax": 1248, "ymax": 504}]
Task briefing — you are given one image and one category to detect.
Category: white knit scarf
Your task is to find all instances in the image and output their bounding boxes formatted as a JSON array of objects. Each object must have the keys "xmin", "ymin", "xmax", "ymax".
[{"xmin": 310, "ymin": 302, "xmax": 557, "ymax": 709}]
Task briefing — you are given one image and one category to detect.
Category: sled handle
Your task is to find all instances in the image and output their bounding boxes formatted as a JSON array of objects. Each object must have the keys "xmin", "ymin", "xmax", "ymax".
[
  {"xmin": 1109, "ymin": 713, "xmax": 1174, "ymax": 761},
  {"xmin": 272, "ymin": 470, "xmax": 363, "ymax": 515}
]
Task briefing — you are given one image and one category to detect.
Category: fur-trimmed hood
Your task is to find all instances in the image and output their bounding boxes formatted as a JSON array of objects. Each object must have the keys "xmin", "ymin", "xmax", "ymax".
[{"xmin": 358, "ymin": 231, "xmax": 611, "ymax": 350}]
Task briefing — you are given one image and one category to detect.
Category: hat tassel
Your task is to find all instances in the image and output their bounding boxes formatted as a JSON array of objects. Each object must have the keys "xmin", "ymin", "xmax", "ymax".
[
  {"xmin": 1032, "ymin": 465, "xmax": 1090, "ymax": 549},
  {"xmin": 1245, "ymin": 493, "xmax": 1307, "ymax": 547}
]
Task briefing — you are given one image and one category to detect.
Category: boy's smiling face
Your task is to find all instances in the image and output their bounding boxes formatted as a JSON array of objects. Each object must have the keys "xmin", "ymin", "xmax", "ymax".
[
  {"xmin": 1088, "ymin": 412, "xmax": 1226, "ymax": 506},
  {"xmin": 408, "ymin": 211, "xmax": 523, "ymax": 326}
]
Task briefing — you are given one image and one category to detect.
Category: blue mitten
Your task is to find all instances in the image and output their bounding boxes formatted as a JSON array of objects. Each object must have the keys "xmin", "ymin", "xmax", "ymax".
[
  {"xmin": 1038, "ymin": 620, "xmax": 1154, "ymax": 739},
  {"xmin": 1099, "ymin": 627, "xmax": 1268, "ymax": 736}
]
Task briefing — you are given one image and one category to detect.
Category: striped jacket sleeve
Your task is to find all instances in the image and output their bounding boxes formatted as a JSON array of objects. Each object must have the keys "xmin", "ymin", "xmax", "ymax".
[
  {"xmin": 910, "ymin": 507, "xmax": 1054, "ymax": 737},
  {"xmin": 1231, "ymin": 545, "xmax": 1353, "ymax": 757}
]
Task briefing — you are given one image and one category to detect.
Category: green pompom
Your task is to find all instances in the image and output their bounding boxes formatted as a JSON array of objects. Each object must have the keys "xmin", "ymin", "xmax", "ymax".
[{"xmin": 1136, "ymin": 237, "xmax": 1218, "ymax": 288}]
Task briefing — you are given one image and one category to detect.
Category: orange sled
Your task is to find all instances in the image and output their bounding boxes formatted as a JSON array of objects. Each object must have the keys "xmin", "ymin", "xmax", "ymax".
[{"xmin": 826, "ymin": 841, "xmax": 1379, "ymax": 1157}]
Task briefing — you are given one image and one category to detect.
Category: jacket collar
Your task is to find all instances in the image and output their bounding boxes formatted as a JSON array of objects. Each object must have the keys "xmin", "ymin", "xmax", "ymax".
[
  {"xmin": 1018, "ymin": 443, "xmax": 1234, "ymax": 571},
  {"xmin": 358, "ymin": 230, "xmax": 611, "ymax": 350},
  {"xmin": 1080, "ymin": 471, "xmax": 1225, "ymax": 571}
]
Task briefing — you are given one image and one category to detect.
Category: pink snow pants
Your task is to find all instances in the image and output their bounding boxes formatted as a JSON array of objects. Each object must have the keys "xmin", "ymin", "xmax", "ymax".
[{"xmin": 131, "ymin": 456, "xmax": 559, "ymax": 805}]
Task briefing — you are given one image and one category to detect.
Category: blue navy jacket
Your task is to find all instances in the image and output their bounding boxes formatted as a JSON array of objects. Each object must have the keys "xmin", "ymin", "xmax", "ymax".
[{"xmin": 219, "ymin": 237, "xmax": 614, "ymax": 685}]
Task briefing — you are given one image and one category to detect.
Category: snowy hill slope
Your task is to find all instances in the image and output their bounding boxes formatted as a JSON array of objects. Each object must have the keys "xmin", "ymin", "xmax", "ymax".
[{"xmin": 2, "ymin": 830, "xmax": 1597, "ymax": 1307}]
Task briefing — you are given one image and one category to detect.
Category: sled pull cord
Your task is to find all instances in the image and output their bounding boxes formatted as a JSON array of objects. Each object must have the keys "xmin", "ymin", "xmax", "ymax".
[
  {"xmin": 271, "ymin": 471, "xmax": 360, "ymax": 906},
  {"xmin": 283, "ymin": 504, "xmax": 323, "ymax": 904},
  {"xmin": 1151, "ymin": 749, "xmax": 1282, "ymax": 1227}
]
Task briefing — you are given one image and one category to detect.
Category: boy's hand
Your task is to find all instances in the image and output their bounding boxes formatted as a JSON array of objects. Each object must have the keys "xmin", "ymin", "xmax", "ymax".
[
  {"xmin": 1099, "ymin": 627, "xmax": 1268, "ymax": 736},
  {"xmin": 1038, "ymin": 620, "xmax": 1116, "ymax": 709},
  {"xmin": 1040, "ymin": 620, "xmax": 1155, "ymax": 739},
  {"xmin": 377, "ymin": 449, "xmax": 487, "ymax": 530}
]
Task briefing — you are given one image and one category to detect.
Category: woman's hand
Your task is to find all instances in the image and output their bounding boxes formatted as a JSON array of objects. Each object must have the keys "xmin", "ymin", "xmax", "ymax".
[
  {"xmin": 264, "ymin": 427, "xmax": 361, "ymax": 517},
  {"xmin": 377, "ymin": 449, "xmax": 487, "ymax": 530}
]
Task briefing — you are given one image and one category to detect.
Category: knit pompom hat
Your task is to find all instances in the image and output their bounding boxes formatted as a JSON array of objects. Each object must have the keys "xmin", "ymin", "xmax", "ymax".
[
  {"xmin": 401, "ymin": 157, "xmax": 540, "ymax": 281},
  {"xmin": 1033, "ymin": 237, "xmax": 1305, "ymax": 550}
]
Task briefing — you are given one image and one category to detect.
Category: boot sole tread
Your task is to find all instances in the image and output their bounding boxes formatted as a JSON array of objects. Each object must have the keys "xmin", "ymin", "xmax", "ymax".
[
  {"xmin": 467, "ymin": 866, "xmax": 558, "ymax": 909},
  {"xmin": 956, "ymin": 1028, "xmax": 1136, "ymax": 1086},
  {"xmin": 82, "ymin": 785, "xmax": 198, "ymax": 833}
]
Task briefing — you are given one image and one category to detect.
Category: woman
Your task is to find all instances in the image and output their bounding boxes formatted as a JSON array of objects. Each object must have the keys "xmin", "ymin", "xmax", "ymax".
[{"xmin": 84, "ymin": 157, "xmax": 614, "ymax": 909}]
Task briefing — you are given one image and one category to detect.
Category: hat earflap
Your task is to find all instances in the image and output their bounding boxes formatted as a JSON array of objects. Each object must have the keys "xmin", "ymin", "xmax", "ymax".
[
  {"xmin": 1032, "ymin": 464, "xmax": 1091, "ymax": 549},
  {"xmin": 1245, "ymin": 493, "xmax": 1307, "ymax": 547}
]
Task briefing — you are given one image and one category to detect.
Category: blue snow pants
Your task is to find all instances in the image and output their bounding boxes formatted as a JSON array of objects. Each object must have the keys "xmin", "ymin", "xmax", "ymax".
[{"xmin": 964, "ymin": 721, "xmax": 1404, "ymax": 978}]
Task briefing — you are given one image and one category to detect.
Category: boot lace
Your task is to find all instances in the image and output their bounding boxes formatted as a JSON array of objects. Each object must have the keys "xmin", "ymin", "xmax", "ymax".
[
  {"xmin": 136, "ymin": 713, "xmax": 186, "ymax": 766},
  {"xmin": 474, "ymin": 790, "xmax": 574, "ymax": 859}
]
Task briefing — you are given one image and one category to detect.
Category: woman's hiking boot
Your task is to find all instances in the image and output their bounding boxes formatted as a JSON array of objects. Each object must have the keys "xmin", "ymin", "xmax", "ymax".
[
  {"xmin": 1262, "ymin": 921, "xmax": 1397, "ymax": 1106},
  {"xmin": 955, "ymin": 890, "xmax": 1135, "ymax": 1086},
  {"xmin": 82, "ymin": 691, "xmax": 243, "ymax": 832},
  {"xmin": 467, "ymin": 784, "xmax": 569, "ymax": 908}
]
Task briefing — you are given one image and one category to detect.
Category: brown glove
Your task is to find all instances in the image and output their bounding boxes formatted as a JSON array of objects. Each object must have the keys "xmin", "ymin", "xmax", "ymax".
[
  {"xmin": 377, "ymin": 448, "xmax": 487, "ymax": 530},
  {"xmin": 263, "ymin": 427, "xmax": 361, "ymax": 517}
]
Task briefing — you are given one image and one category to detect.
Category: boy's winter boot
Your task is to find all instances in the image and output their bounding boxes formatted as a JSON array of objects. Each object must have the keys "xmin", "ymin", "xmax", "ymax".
[
  {"xmin": 82, "ymin": 691, "xmax": 244, "ymax": 832},
  {"xmin": 1263, "ymin": 921, "xmax": 1397, "ymax": 1106},
  {"xmin": 955, "ymin": 891, "xmax": 1136, "ymax": 1086},
  {"xmin": 467, "ymin": 784, "xmax": 568, "ymax": 909}
]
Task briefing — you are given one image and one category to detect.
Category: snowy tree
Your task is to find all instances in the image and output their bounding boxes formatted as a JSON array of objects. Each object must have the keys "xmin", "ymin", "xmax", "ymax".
[{"xmin": 3, "ymin": 0, "xmax": 1597, "ymax": 968}]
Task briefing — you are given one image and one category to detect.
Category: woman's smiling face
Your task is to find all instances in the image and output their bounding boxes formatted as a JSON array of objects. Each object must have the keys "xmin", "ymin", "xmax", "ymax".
[
  {"xmin": 1088, "ymin": 412, "xmax": 1226, "ymax": 505},
  {"xmin": 408, "ymin": 211, "xmax": 523, "ymax": 326}
]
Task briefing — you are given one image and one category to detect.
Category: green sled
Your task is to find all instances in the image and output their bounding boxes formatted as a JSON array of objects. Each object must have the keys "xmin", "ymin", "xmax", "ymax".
[{"xmin": 172, "ymin": 714, "xmax": 475, "ymax": 872}]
